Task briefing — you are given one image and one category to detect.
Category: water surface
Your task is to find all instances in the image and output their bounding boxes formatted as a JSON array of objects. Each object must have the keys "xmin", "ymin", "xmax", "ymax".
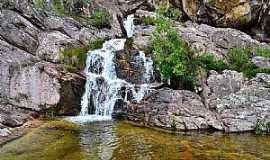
[{"xmin": 0, "ymin": 120, "xmax": 269, "ymax": 160}]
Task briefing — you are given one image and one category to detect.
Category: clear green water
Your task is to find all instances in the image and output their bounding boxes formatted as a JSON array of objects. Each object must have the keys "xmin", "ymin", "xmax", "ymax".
[{"xmin": 0, "ymin": 120, "xmax": 270, "ymax": 160}]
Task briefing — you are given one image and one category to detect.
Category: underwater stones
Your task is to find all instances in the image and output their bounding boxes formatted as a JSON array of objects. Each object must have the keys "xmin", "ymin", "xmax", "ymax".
[{"xmin": 0, "ymin": 103, "xmax": 34, "ymax": 128}]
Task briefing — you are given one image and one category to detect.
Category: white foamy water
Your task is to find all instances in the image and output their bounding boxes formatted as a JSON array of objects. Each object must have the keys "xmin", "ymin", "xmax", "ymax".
[
  {"xmin": 67, "ymin": 15, "xmax": 153, "ymax": 123},
  {"xmin": 123, "ymin": 14, "xmax": 135, "ymax": 38}
]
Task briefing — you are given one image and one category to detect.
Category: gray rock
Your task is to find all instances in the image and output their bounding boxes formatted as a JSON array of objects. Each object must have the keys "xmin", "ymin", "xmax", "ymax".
[
  {"xmin": 0, "ymin": 103, "xmax": 34, "ymax": 128},
  {"xmin": 44, "ymin": 16, "xmax": 82, "ymax": 39},
  {"xmin": 113, "ymin": 88, "xmax": 223, "ymax": 131},
  {"xmin": 205, "ymin": 72, "xmax": 270, "ymax": 132},
  {"xmin": 78, "ymin": 27, "xmax": 115, "ymax": 45},
  {"xmin": 0, "ymin": 39, "xmax": 38, "ymax": 99},
  {"xmin": 8, "ymin": 62, "xmax": 61, "ymax": 111},
  {"xmin": 0, "ymin": 9, "xmax": 40, "ymax": 54},
  {"xmin": 252, "ymin": 56, "xmax": 270, "ymax": 69},
  {"xmin": 36, "ymin": 31, "xmax": 80, "ymax": 63},
  {"xmin": 205, "ymin": 70, "xmax": 245, "ymax": 109},
  {"xmin": 0, "ymin": 128, "xmax": 11, "ymax": 137}
]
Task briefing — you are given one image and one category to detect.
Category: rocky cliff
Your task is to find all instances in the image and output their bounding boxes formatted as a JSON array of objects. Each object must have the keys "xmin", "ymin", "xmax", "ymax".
[{"xmin": 0, "ymin": 0, "xmax": 270, "ymax": 138}]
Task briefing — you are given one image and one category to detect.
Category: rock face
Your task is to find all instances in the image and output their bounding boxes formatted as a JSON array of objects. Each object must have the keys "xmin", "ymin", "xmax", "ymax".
[
  {"xmin": 134, "ymin": 21, "xmax": 268, "ymax": 58},
  {"xmin": 0, "ymin": 0, "xmax": 107, "ymax": 135},
  {"xmin": 179, "ymin": 0, "xmax": 270, "ymax": 41},
  {"xmin": 114, "ymin": 72, "xmax": 270, "ymax": 132},
  {"xmin": 252, "ymin": 56, "xmax": 270, "ymax": 69},
  {"xmin": 113, "ymin": 88, "xmax": 223, "ymax": 131},
  {"xmin": 205, "ymin": 72, "xmax": 270, "ymax": 132}
]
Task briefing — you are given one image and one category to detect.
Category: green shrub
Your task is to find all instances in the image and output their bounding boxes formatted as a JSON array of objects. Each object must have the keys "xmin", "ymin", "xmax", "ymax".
[
  {"xmin": 170, "ymin": 118, "xmax": 177, "ymax": 131},
  {"xmin": 140, "ymin": 16, "xmax": 156, "ymax": 25},
  {"xmin": 88, "ymin": 38, "xmax": 105, "ymax": 50},
  {"xmin": 152, "ymin": 12, "xmax": 197, "ymax": 90},
  {"xmin": 60, "ymin": 46, "xmax": 88, "ymax": 71},
  {"xmin": 255, "ymin": 47, "xmax": 270, "ymax": 58},
  {"xmin": 195, "ymin": 53, "xmax": 228, "ymax": 73},
  {"xmin": 156, "ymin": 2, "xmax": 182, "ymax": 21},
  {"xmin": 255, "ymin": 120, "xmax": 270, "ymax": 134},
  {"xmin": 227, "ymin": 48, "xmax": 258, "ymax": 78},
  {"xmin": 89, "ymin": 8, "xmax": 110, "ymax": 29},
  {"xmin": 52, "ymin": 0, "xmax": 66, "ymax": 16},
  {"xmin": 44, "ymin": 108, "xmax": 57, "ymax": 120},
  {"xmin": 33, "ymin": 0, "xmax": 44, "ymax": 9}
]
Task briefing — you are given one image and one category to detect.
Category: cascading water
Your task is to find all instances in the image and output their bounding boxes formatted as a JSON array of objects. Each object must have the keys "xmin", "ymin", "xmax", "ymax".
[{"xmin": 70, "ymin": 15, "xmax": 153, "ymax": 122}]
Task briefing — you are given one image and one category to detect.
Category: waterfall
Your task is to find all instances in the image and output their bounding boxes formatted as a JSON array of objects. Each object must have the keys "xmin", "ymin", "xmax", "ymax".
[
  {"xmin": 69, "ymin": 15, "xmax": 153, "ymax": 122},
  {"xmin": 123, "ymin": 15, "xmax": 135, "ymax": 38}
]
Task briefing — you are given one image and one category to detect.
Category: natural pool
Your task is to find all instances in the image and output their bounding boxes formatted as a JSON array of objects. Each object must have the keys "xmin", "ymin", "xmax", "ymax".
[{"xmin": 0, "ymin": 120, "xmax": 270, "ymax": 160}]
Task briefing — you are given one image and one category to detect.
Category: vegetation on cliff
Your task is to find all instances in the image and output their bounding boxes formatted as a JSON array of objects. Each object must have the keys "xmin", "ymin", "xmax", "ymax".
[
  {"xmin": 151, "ymin": 3, "xmax": 270, "ymax": 90},
  {"xmin": 60, "ymin": 39, "xmax": 104, "ymax": 72}
]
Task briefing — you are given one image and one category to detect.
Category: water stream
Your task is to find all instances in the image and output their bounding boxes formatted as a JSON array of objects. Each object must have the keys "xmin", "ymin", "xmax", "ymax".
[{"xmin": 70, "ymin": 15, "xmax": 153, "ymax": 122}]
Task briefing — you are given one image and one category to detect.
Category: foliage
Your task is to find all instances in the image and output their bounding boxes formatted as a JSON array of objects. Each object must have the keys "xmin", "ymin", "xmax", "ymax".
[
  {"xmin": 60, "ymin": 46, "xmax": 89, "ymax": 72},
  {"xmin": 225, "ymin": 48, "xmax": 270, "ymax": 78},
  {"xmin": 226, "ymin": 48, "xmax": 258, "ymax": 78},
  {"xmin": 195, "ymin": 54, "xmax": 228, "ymax": 73},
  {"xmin": 152, "ymin": 13, "xmax": 197, "ymax": 90},
  {"xmin": 33, "ymin": 0, "xmax": 44, "ymax": 9},
  {"xmin": 152, "ymin": 3, "xmax": 269, "ymax": 90},
  {"xmin": 255, "ymin": 120, "xmax": 270, "ymax": 134},
  {"xmin": 170, "ymin": 118, "xmax": 177, "ymax": 131},
  {"xmin": 140, "ymin": 16, "xmax": 156, "ymax": 26},
  {"xmin": 52, "ymin": 0, "xmax": 66, "ymax": 16},
  {"xmin": 89, "ymin": 8, "xmax": 110, "ymax": 29},
  {"xmin": 156, "ymin": 1, "xmax": 182, "ymax": 21},
  {"xmin": 44, "ymin": 108, "xmax": 57, "ymax": 120},
  {"xmin": 60, "ymin": 39, "xmax": 104, "ymax": 72},
  {"xmin": 255, "ymin": 47, "xmax": 270, "ymax": 58},
  {"xmin": 88, "ymin": 38, "xmax": 104, "ymax": 50}
]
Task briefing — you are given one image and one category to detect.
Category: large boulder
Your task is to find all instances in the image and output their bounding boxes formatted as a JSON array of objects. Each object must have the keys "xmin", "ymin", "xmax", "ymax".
[
  {"xmin": 205, "ymin": 72, "xmax": 270, "ymax": 132},
  {"xmin": 179, "ymin": 0, "xmax": 270, "ymax": 41},
  {"xmin": 182, "ymin": 0, "xmax": 259, "ymax": 27},
  {"xmin": 113, "ymin": 88, "xmax": 223, "ymax": 131},
  {"xmin": 205, "ymin": 70, "xmax": 246, "ymax": 109},
  {"xmin": 8, "ymin": 62, "xmax": 61, "ymax": 111},
  {"xmin": 57, "ymin": 72, "xmax": 86, "ymax": 116}
]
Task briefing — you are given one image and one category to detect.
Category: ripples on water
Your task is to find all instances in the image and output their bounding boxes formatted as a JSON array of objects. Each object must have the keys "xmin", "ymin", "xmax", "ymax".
[{"xmin": 0, "ymin": 120, "xmax": 270, "ymax": 160}]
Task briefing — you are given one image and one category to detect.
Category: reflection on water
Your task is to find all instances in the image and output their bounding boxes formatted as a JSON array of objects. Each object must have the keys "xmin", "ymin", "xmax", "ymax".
[{"xmin": 0, "ymin": 120, "xmax": 270, "ymax": 160}]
